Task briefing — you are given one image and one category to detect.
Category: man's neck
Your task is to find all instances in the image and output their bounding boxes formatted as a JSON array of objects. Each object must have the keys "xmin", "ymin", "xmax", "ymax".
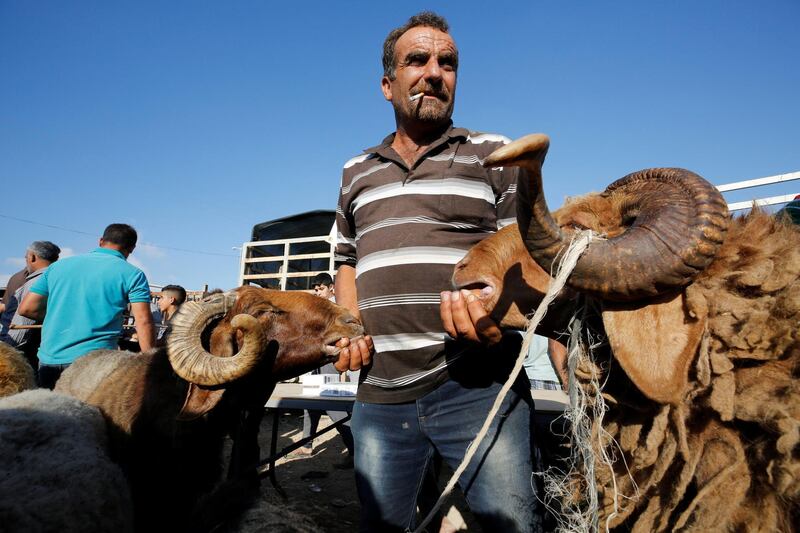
[
  {"xmin": 100, "ymin": 242, "xmax": 128, "ymax": 258},
  {"xmin": 391, "ymin": 120, "xmax": 449, "ymax": 168}
]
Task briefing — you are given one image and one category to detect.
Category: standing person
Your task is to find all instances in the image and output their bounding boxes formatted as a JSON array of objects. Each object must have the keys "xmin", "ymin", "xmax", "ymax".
[
  {"xmin": 334, "ymin": 12, "xmax": 540, "ymax": 532},
  {"xmin": 295, "ymin": 273, "xmax": 356, "ymax": 467},
  {"xmin": 155, "ymin": 284, "xmax": 186, "ymax": 344},
  {"xmin": 19, "ymin": 223, "xmax": 155, "ymax": 388},
  {"xmin": 0, "ymin": 241, "xmax": 61, "ymax": 371}
]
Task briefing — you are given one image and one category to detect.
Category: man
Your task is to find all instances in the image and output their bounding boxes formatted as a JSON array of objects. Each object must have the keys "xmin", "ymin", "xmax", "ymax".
[
  {"xmin": 0, "ymin": 241, "xmax": 61, "ymax": 369},
  {"xmin": 155, "ymin": 284, "xmax": 186, "ymax": 344},
  {"xmin": 19, "ymin": 223, "xmax": 155, "ymax": 388},
  {"xmin": 334, "ymin": 12, "xmax": 540, "ymax": 531}
]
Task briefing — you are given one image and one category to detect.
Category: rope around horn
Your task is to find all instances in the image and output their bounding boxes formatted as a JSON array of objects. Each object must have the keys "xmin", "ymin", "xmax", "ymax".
[{"xmin": 412, "ymin": 230, "xmax": 596, "ymax": 533}]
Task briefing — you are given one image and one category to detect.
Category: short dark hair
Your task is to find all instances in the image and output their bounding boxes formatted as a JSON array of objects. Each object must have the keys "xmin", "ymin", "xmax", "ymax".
[
  {"xmin": 382, "ymin": 11, "xmax": 452, "ymax": 80},
  {"xmin": 312, "ymin": 272, "xmax": 334, "ymax": 287},
  {"xmin": 161, "ymin": 284, "xmax": 187, "ymax": 305},
  {"xmin": 28, "ymin": 241, "xmax": 60, "ymax": 262},
  {"xmin": 102, "ymin": 223, "xmax": 138, "ymax": 250}
]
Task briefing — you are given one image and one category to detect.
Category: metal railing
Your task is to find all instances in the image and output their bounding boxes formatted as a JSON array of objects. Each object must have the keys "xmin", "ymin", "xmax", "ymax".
[{"xmin": 718, "ymin": 170, "xmax": 799, "ymax": 211}]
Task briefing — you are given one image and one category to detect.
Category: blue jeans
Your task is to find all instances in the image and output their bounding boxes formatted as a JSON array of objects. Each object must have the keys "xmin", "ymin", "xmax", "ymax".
[
  {"xmin": 38, "ymin": 363, "xmax": 71, "ymax": 389},
  {"xmin": 352, "ymin": 376, "xmax": 541, "ymax": 532}
]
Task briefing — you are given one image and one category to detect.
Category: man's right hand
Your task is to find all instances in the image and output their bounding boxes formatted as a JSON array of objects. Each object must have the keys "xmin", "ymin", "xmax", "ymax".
[
  {"xmin": 333, "ymin": 334, "xmax": 374, "ymax": 372},
  {"xmin": 440, "ymin": 289, "xmax": 503, "ymax": 346}
]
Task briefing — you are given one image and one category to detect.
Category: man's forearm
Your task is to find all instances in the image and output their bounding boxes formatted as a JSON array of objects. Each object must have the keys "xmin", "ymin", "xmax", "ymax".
[
  {"xmin": 135, "ymin": 320, "xmax": 155, "ymax": 351},
  {"xmin": 130, "ymin": 302, "xmax": 156, "ymax": 351},
  {"xmin": 548, "ymin": 338, "xmax": 569, "ymax": 386},
  {"xmin": 334, "ymin": 265, "xmax": 361, "ymax": 320}
]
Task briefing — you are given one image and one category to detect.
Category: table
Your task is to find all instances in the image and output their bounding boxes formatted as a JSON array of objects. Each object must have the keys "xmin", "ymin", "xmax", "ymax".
[
  {"xmin": 258, "ymin": 383, "xmax": 568, "ymax": 497},
  {"xmin": 258, "ymin": 383, "xmax": 355, "ymax": 497}
]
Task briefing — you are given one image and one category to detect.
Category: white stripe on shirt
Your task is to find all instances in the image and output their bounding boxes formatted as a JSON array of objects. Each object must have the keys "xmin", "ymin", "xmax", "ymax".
[
  {"xmin": 341, "ymin": 162, "xmax": 392, "ymax": 195},
  {"xmin": 358, "ymin": 292, "xmax": 442, "ymax": 310},
  {"xmin": 352, "ymin": 178, "xmax": 495, "ymax": 213},
  {"xmin": 371, "ymin": 332, "xmax": 448, "ymax": 353},
  {"xmin": 356, "ymin": 216, "xmax": 487, "ymax": 240},
  {"xmin": 343, "ymin": 153, "xmax": 376, "ymax": 169},
  {"xmin": 356, "ymin": 247, "xmax": 466, "ymax": 278},
  {"xmin": 496, "ymin": 217, "xmax": 516, "ymax": 229},
  {"xmin": 467, "ymin": 133, "xmax": 511, "ymax": 144}
]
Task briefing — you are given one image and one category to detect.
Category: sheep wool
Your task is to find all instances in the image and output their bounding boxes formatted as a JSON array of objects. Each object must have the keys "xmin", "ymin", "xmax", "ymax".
[
  {"xmin": 0, "ymin": 389, "xmax": 134, "ymax": 533},
  {"xmin": 553, "ymin": 211, "xmax": 800, "ymax": 532},
  {"xmin": 0, "ymin": 342, "xmax": 34, "ymax": 397}
]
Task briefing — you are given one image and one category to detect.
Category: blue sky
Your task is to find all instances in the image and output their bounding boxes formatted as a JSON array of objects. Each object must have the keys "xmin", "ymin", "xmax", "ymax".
[{"xmin": 1, "ymin": 1, "xmax": 798, "ymax": 290}]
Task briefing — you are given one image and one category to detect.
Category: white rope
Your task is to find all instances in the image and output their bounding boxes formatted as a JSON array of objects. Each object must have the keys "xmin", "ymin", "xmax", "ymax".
[
  {"xmin": 412, "ymin": 230, "xmax": 595, "ymax": 533},
  {"xmin": 541, "ymin": 304, "xmax": 637, "ymax": 533}
]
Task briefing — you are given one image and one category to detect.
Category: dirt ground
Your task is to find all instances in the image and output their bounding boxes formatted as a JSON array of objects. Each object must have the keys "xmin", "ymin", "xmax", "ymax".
[{"xmin": 229, "ymin": 408, "xmax": 477, "ymax": 533}]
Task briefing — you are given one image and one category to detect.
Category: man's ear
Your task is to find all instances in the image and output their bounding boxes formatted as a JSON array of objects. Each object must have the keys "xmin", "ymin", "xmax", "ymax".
[{"xmin": 381, "ymin": 76, "xmax": 393, "ymax": 101}]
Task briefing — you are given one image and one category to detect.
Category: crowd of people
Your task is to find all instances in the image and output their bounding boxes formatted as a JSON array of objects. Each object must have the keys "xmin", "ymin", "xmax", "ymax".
[{"xmin": 1, "ymin": 224, "xmax": 186, "ymax": 389}]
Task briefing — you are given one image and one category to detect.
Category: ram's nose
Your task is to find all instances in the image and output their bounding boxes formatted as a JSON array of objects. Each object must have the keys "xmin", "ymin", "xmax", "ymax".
[{"xmin": 340, "ymin": 314, "xmax": 364, "ymax": 336}]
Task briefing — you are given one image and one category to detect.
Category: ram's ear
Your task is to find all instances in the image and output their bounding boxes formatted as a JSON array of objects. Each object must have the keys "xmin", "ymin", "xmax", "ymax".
[
  {"xmin": 601, "ymin": 291, "xmax": 706, "ymax": 405},
  {"xmin": 177, "ymin": 384, "xmax": 225, "ymax": 421}
]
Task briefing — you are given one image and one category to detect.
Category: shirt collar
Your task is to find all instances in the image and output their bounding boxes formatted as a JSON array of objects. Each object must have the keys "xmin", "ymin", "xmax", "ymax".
[
  {"xmin": 25, "ymin": 266, "xmax": 49, "ymax": 280},
  {"xmin": 93, "ymin": 247, "xmax": 127, "ymax": 260},
  {"xmin": 362, "ymin": 122, "xmax": 470, "ymax": 157}
]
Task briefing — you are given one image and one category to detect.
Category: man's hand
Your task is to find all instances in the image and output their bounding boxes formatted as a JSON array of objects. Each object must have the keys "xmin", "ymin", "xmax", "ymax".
[
  {"xmin": 333, "ymin": 335, "xmax": 374, "ymax": 372},
  {"xmin": 440, "ymin": 290, "xmax": 503, "ymax": 345}
]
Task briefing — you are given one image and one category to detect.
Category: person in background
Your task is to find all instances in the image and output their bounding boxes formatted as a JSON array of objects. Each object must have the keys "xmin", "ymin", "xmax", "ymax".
[
  {"xmin": 334, "ymin": 11, "xmax": 540, "ymax": 531},
  {"xmin": 19, "ymin": 223, "xmax": 155, "ymax": 388},
  {"xmin": 155, "ymin": 284, "xmax": 187, "ymax": 344},
  {"xmin": 524, "ymin": 336, "xmax": 569, "ymax": 530},
  {"xmin": 1, "ymin": 267, "xmax": 29, "ymax": 315},
  {"xmin": 0, "ymin": 241, "xmax": 61, "ymax": 373},
  {"xmin": 294, "ymin": 272, "xmax": 356, "ymax": 468},
  {"xmin": 312, "ymin": 272, "xmax": 335, "ymax": 301},
  {"xmin": 524, "ymin": 335, "xmax": 567, "ymax": 392},
  {"xmin": 776, "ymin": 194, "xmax": 800, "ymax": 225}
]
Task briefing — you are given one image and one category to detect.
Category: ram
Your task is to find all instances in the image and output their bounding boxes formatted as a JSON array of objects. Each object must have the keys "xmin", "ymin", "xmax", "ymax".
[
  {"xmin": 56, "ymin": 287, "xmax": 364, "ymax": 532},
  {"xmin": 453, "ymin": 134, "xmax": 799, "ymax": 531}
]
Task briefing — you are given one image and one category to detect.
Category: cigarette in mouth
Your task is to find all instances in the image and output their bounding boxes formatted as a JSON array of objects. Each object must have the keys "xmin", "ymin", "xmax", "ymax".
[{"xmin": 409, "ymin": 92, "xmax": 425, "ymax": 102}]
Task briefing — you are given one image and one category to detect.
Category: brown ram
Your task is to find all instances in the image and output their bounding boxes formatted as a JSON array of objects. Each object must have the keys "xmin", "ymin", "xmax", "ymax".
[
  {"xmin": 55, "ymin": 286, "xmax": 363, "ymax": 532},
  {"xmin": 453, "ymin": 134, "xmax": 799, "ymax": 531}
]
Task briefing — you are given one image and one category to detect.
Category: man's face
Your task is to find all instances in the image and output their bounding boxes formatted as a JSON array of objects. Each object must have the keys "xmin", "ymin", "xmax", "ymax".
[
  {"xmin": 381, "ymin": 26, "xmax": 458, "ymax": 127},
  {"xmin": 24, "ymin": 251, "xmax": 35, "ymax": 270},
  {"xmin": 313, "ymin": 284, "xmax": 334, "ymax": 300}
]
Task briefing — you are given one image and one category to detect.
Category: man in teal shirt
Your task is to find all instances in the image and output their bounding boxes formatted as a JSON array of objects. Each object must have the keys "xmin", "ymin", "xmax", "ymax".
[{"xmin": 20, "ymin": 223, "xmax": 155, "ymax": 388}]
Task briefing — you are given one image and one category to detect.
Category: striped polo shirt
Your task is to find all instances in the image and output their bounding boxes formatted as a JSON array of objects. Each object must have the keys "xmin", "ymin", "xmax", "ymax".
[{"xmin": 335, "ymin": 124, "xmax": 522, "ymax": 403}]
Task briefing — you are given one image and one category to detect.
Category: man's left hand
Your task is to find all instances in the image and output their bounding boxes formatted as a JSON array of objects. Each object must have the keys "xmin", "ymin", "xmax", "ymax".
[
  {"xmin": 440, "ymin": 290, "xmax": 503, "ymax": 345},
  {"xmin": 333, "ymin": 335, "xmax": 374, "ymax": 372}
]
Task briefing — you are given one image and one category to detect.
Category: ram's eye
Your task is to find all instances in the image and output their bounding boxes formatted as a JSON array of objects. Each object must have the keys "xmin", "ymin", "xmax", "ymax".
[{"xmin": 251, "ymin": 308, "xmax": 281, "ymax": 318}]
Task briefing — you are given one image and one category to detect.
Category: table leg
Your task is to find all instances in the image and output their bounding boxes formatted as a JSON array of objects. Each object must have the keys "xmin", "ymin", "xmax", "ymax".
[{"xmin": 267, "ymin": 409, "xmax": 287, "ymax": 499}]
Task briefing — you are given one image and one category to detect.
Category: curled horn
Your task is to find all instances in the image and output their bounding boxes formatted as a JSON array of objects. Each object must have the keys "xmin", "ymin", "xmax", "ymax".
[
  {"xmin": 167, "ymin": 292, "xmax": 268, "ymax": 386},
  {"xmin": 483, "ymin": 134, "xmax": 729, "ymax": 301}
]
